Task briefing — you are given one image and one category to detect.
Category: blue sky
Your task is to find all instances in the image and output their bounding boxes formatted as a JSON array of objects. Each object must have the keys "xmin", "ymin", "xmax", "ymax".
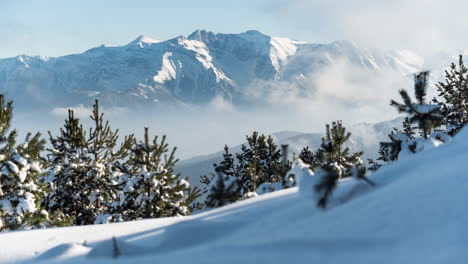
[
  {"xmin": 0, "ymin": 0, "xmax": 317, "ymax": 58},
  {"xmin": 2, "ymin": 0, "xmax": 467, "ymax": 58}
]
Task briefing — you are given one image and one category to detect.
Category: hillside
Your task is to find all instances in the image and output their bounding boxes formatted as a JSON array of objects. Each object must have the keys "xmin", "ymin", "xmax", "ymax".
[{"xmin": 1, "ymin": 126, "xmax": 466, "ymax": 264}]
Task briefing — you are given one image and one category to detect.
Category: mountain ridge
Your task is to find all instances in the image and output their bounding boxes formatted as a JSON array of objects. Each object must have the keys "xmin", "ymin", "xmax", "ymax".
[{"xmin": 0, "ymin": 30, "xmax": 425, "ymax": 110}]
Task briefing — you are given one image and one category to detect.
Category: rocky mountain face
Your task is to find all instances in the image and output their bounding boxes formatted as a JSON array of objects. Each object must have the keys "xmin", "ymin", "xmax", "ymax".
[{"xmin": 0, "ymin": 30, "xmax": 425, "ymax": 110}]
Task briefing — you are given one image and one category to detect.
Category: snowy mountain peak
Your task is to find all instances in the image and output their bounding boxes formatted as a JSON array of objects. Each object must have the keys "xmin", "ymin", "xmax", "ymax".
[
  {"xmin": 243, "ymin": 30, "xmax": 265, "ymax": 36},
  {"xmin": 187, "ymin": 29, "xmax": 217, "ymax": 44},
  {"xmin": 238, "ymin": 30, "xmax": 270, "ymax": 43},
  {"xmin": 0, "ymin": 30, "xmax": 430, "ymax": 109},
  {"xmin": 128, "ymin": 35, "xmax": 161, "ymax": 48},
  {"xmin": 331, "ymin": 40, "xmax": 358, "ymax": 48}
]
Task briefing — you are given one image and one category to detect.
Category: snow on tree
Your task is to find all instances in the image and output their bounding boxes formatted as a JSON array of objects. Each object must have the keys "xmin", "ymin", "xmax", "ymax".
[
  {"xmin": 291, "ymin": 157, "xmax": 340, "ymax": 208},
  {"xmin": 291, "ymin": 158, "xmax": 316, "ymax": 196},
  {"xmin": 370, "ymin": 72, "xmax": 448, "ymax": 171},
  {"xmin": 0, "ymin": 95, "xmax": 53, "ymax": 231},
  {"xmin": 44, "ymin": 100, "xmax": 134, "ymax": 225},
  {"xmin": 368, "ymin": 130, "xmax": 405, "ymax": 172},
  {"xmin": 235, "ymin": 132, "xmax": 285, "ymax": 193},
  {"xmin": 313, "ymin": 121, "xmax": 364, "ymax": 177},
  {"xmin": 433, "ymin": 55, "xmax": 468, "ymax": 136},
  {"xmin": 110, "ymin": 126, "xmax": 200, "ymax": 221},
  {"xmin": 371, "ymin": 127, "xmax": 450, "ymax": 172},
  {"xmin": 298, "ymin": 146, "xmax": 316, "ymax": 166},
  {"xmin": 202, "ymin": 133, "xmax": 291, "ymax": 208},
  {"xmin": 295, "ymin": 121, "xmax": 373, "ymax": 208},
  {"xmin": 391, "ymin": 71, "xmax": 442, "ymax": 139}
]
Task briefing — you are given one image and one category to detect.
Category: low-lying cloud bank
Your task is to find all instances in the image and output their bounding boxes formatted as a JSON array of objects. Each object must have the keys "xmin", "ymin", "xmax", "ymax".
[
  {"xmin": 244, "ymin": 59, "xmax": 411, "ymax": 124},
  {"xmin": 20, "ymin": 59, "xmax": 415, "ymax": 160}
]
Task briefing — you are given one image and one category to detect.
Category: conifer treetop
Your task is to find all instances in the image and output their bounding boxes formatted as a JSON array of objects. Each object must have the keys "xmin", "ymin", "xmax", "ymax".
[
  {"xmin": 391, "ymin": 71, "xmax": 442, "ymax": 139},
  {"xmin": 433, "ymin": 55, "xmax": 468, "ymax": 135},
  {"xmin": 0, "ymin": 94, "xmax": 13, "ymax": 141}
]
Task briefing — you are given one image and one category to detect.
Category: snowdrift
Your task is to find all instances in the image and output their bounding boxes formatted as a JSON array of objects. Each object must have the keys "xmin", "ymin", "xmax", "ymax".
[{"xmin": 1, "ymin": 128, "xmax": 468, "ymax": 264}]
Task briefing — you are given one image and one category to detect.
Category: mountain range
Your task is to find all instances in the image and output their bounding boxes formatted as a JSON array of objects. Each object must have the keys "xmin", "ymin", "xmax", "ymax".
[{"xmin": 0, "ymin": 30, "xmax": 428, "ymax": 110}]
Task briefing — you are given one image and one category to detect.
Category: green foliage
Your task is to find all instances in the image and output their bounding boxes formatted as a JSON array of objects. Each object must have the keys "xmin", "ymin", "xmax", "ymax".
[
  {"xmin": 202, "ymin": 145, "xmax": 241, "ymax": 208},
  {"xmin": 433, "ymin": 55, "xmax": 468, "ymax": 135},
  {"xmin": 391, "ymin": 71, "xmax": 442, "ymax": 139},
  {"xmin": 203, "ymin": 165, "xmax": 239, "ymax": 208},
  {"xmin": 300, "ymin": 121, "xmax": 371, "ymax": 208},
  {"xmin": 0, "ymin": 95, "xmax": 52, "ymax": 231},
  {"xmin": 202, "ymin": 132, "xmax": 290, "ymax": 208},
  {"xmin": 202, "ymin": 148, "xmax": 231, "ymax": 206},
  {"xmin": 402, "ymin": 117, "xmax": 417, "ymax": 140},
  {"xmin": 45, "ymin": 100, "xmax": 133, "ymax": 225},
  {"xmin": 369, "ymin": 116, "xmax": 421, "ymax": 172},
  {"xmin": 298, "ymin": 146, "xmax": 316, "ymax": 165},
  {"xmin": 315, "ymin": 163, "xmax": 340, "ymax": 208},
  {"xmin": 370, "ymin": 71, "xmax": 446, "ymax": 172},
  {"xmin": 236, "ymin": 132, "xmax": 284, "ymax": 193},
  {"xmin": 45, "ymin": 101, "xmax": 199, "ymax": 225},
  {"xmin": 313, "ymin": 121, "xmax": 364, "ymax": 177},
  {"xmin": 369, "ymin": 128, "xmax": 408, "ymax": 172},
  {"xmin": 112, "ymin": 127, "xmax": 200, "ymax": 221}
]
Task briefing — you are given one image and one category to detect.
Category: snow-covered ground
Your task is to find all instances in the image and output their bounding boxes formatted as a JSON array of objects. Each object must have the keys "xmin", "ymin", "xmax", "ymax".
[{"xmin": 2, "ymin": 128, "xmax": 468, "ymax": 264}]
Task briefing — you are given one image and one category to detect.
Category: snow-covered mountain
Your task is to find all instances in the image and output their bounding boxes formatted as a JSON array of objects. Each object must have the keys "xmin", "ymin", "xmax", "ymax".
[{"xmin": 0, "ymin": 30, "xmax": 425, "ymax": 109}]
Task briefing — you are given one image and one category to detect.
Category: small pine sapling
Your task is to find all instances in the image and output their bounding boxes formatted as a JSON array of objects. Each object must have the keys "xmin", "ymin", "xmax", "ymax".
[{"xmin": 391, "ymin": 71, "xmax": 442, "ymax": 139}]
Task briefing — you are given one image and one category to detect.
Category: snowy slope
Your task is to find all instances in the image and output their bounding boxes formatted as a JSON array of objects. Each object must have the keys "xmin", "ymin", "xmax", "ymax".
[
  {"xmin": 1, "ymin": 127, "xmax": 467, "ymax": 263},
  {"xmin": 0, "ymin": 30, "xmax": 424, "ymax": 110}
]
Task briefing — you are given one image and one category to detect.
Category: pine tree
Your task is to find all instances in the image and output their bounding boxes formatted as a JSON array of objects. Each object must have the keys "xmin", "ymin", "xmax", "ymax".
[
  {"xmin": 311, "ymin": 121, "xmax": 371, "ymax": 208},
  {"xmin": 368, "ymin": 126, "xmax": 413, "ymax": 172},
  {"xmin": 280, "ymin": 144, "xmax": 294, "ymax": 188},
  {"xmin": 0, "ymin": 95, "xmax": 52, "ymax": 231},
  {"xmin": 112, "ymin": 127, "xmax": 200, "ymax": 221},
  {"xmin": 212, "ymin": 145, "xmax": 242, "ymax": 182},
  {"xmin": 402, "ymin": 117, "xmax": 417, "ymax": 140},
  {"xmin": 391, "ymin": 71, "xmax": 442, "ymax": 139},
  {"xmin": 202, "ymin": 145, "xmax": 242, "ymax": 207},
  {"xmin": 202, "ymin": 133, "xmax": 289, "ymax": 208},
  {"xmin": 316, "ymin": 121, "xmax": 363, "ymax": 177},
  {"xmin": 314, "ymin": 163, "xmax": 341, "ymax": 209},
  {"xmin": 370, "ymin": 71, "xmax": 446, "ymax": 169},
  {"xmin": 44, "ymin": 100, "xmax": 133, "ymax": 225},
  {"xmin": 235, "ymin": 132, "xmax": 283, "ymax": 194},
  {"xmin": 433, "ymin": 55, "xmax": 468, "ymax": 135},
  {"xmin": 86, "ymin": 101, "xmax": 134, "ymax": 223},
  {"xmin": 43, "ymin": 109, "xmax": 87, "ymax": 225},
  {"xmin": 203, "ymin": 165, "xmax": 238, "ymax": 208},
  {"xmin": 367, "ymin": 158, "xmax": 381, "ymax": 173},
  {"xmin": 298, "ymin": 146, "xmax": 316, "ymax": 166}
]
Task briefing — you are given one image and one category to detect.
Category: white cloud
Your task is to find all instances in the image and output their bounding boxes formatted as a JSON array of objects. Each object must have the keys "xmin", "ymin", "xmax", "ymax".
[
  {"xmin": 271, "ymin": 0, "xmax": 468, "ymax": 54},
  {"xmin": 207, "ymin": 96, "xmax": 236, "ymax": 113},
  {"xmin": 50, "ymin": 105, "xmax": 128, "ymax": 118},
  {"xmin": 245, "ymin": 58, "xmax": 412, "ymax": 124}
]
